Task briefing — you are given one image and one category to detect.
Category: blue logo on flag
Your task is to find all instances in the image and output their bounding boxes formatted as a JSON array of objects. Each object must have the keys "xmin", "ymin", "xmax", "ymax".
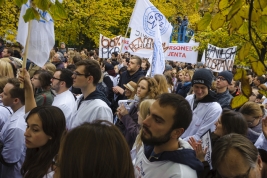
[{"xmin": 143, "ymin": 6, "xmax": 169, "ymax": 37}]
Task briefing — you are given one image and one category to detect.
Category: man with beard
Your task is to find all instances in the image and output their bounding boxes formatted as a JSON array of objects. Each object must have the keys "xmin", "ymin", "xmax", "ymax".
[
  {"xmin": 134, "ymin": 93, "xmax": 203, "ymax": 178},
  {"xmin": 51, "ymin": 69, "xmax": 76, "ymax": 128}
]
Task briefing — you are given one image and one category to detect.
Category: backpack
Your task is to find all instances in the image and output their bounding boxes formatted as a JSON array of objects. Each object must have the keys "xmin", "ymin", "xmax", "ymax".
[{"xmin": 97, "ymin": 82, "xmax": 109, "ymax": 97}]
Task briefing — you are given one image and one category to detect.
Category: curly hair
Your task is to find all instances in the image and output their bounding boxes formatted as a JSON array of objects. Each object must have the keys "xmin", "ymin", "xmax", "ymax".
[{"xmin": 137, "ymin": 77, "xmax": 159, "ymax": 100}]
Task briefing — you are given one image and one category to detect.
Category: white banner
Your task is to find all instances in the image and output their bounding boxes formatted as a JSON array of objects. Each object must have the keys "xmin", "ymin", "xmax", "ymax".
[
  {"xmin": 128, "ymin": 0, "xmax": 173, "ymax": 58},
  {"xmin": 204, "ymin": 44, "xmax": 236, "ymax": 72},
  {"xmin": 201, "ymin": 130, "xmax": 212, "ymax": 169},
  {"xmin": 165, "ymin": 43, "xmax": 199, "ymax": 64},
  {"xmin": 121, "ymin": 38, "xmax": 130, "ymax": 54},
  {"xmin": 99, "ymin": 34, "xmax": 122, "ymax": 59},
  {"xmin": 17, "ymin": 1, "xmax": 55, "ymax": 67}
]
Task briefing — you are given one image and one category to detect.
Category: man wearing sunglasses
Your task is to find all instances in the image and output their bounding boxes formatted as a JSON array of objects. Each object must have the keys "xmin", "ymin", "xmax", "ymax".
[
  {"xmin": 69, "ymin": 60, "xmax": 113, "ymax": 129},
  {"xmin": 216, "ymin": 71, "xmax": 233, "ymax": 109}
]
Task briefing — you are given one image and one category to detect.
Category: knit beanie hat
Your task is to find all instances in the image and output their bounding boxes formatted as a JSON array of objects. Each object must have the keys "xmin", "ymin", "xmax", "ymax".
[
  {"xmin": 191, "ymin": 68, "xmax": 213, "ymax": 89},
  {"xmin": 218, "ymin": 71, "xmax": 233, "ymax": 84}
]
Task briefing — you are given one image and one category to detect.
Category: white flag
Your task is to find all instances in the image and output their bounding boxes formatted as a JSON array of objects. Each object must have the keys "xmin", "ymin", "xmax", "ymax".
[
  {"xmin": 201, "ymin": 50, "xmax": 206, "ymax": 64},
  {"xmin": 128, "ymin": 0, "xmax": 172, "ymax": 57},
  {"xmin": 17, "ymin": 1, "xmax": 55, "ymax": 67},
  {"xmin": 151, "ymin": 24, "xmax": 165, "ymax": 76}
]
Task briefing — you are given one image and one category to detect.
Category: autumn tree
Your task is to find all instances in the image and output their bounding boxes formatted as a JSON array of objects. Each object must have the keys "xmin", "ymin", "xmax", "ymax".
[{"xmin": 196, "ymin": 0, "xmax": 267, "ymax": 108}]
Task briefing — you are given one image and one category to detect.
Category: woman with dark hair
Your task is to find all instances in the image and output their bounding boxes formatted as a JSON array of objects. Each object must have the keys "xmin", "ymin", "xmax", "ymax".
[
  {"xmin": 19, "ymin": 69, "xmax": 66, "ymax": 178},
  {"xmin": 31, "ymin": 70, "xmax": 54, "ymax": 106},
  {"xmin": 116, "ymin": 77, "xmax": 159, "ymax": 149},
  {"xmin": 189, "ymin": 109, "xmax": 248, "ymax": 178},
  {"xmin": 53, "ymin": 120, "xmax": 135, "ymax": 178}
]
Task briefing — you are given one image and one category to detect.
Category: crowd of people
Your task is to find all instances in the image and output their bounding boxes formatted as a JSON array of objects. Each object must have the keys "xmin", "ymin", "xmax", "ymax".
[{"xmin": 0, "ymin": 39, "xmax": 266, "ymax": 178}]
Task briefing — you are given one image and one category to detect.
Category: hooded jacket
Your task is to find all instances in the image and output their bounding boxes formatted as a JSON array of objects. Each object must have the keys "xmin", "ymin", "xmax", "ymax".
[
  {"xmin": 216, "ymin": 89, "xmax": 233, "ymax": 109},
  {"xmin": 182, "ymin": 91, "xmax": 222, "ymax": 141},
  {"xmin": 134, "ymin": 139, "xmax": 203, "ymax": 178},
  {"xmin": 69, "ymin": 89, "xmax": 113, "ymax": 129}
]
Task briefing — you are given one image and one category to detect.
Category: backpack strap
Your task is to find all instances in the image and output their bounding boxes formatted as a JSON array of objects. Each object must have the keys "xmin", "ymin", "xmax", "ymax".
[{"xmin": 42, "ymin": 94, "xmax": 47, "ymax": 106}]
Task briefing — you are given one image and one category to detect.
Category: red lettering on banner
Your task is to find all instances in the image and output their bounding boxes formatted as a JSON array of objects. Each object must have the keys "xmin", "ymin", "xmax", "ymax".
[
  {"xmin": 167, "ymin": 52, "xmax": 186, "ymax": 58},
  {"xmin": 169, "ymin": 46, "xmax": 193, "ymax": 51}
]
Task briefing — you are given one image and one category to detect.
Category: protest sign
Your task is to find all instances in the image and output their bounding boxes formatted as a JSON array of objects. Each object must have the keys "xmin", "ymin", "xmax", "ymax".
[
  {"xmin": 99, "ymin": 34, "xmax": 122, "ymax": 58},
  {"xmin": 17, "ymin": 1, "xmax": 55, "ymax": 67},
  {"xmin": 121, "ymin": 38, "xmax": 130, "ymax": 53},
  {"xmin": 201, "ymin": 130, "xmax": 212, "ymax": 169},
  {"xmin": 204, "ymin": 44, "xmax": 236, "ymax": 72},
  {"xmin": 165, "ymin": 43, "xmax": 199, "ymax": 64}
]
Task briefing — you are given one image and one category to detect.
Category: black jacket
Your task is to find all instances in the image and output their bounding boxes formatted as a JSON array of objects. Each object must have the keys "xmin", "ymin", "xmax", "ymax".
[{"xmin": 118, "ymin": 69, "xmax": 144, "ymax": 89}]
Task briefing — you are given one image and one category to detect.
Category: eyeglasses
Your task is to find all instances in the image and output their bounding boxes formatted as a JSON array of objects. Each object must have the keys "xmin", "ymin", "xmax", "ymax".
[
  {"xmin": 247, "ymin": 116, "xmax": 261, "ymax": 126},
  {"xmin": 217, "ymin": 77, "xmax": 227, "ymax": 81},
  {"xmin": 72, "ymin": 71, "xmax": 90, "ymax": 78},
  {"xmin": 52, "ymin": 77, "xmax": 63, "ymax": 81},
  {"xmin": 217, "ymin": 166, "xmax": 251, "ymax": 178}
]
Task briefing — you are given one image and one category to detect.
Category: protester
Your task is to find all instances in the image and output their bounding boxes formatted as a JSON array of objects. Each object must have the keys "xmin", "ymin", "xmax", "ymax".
[
  {"xmin": 134, "ymin": 93, "xmax": 203, "ymax": 177},
  {"xmin": 141, "ymin": 58, "xmax": 150, "ymax": 75},
  {"xmin": 51, "ymin": 69, "xmax": 76, "ymax": 129},
  {"xmin": 52, "ymin": 52, "xmax": 65, "ymax": 69},
  {"xmin": 240, "ymin": 102, "xmax": 264, "ymax": 143},
  {"xmin": 0, "ymin": 77, "xmax": 12, "ymax": 131},
  {"xmin": 69, "ymin": 60, "xmax": 113, "ymax": 129},
  {"xmin": 0, "ymin": 60, "xmax": 16, "ymax": 78},
  {"xmin": 0, "ymin": 78, "xmax": 26, "ymax": 178},
  {"xmin": 176, "ymin": 70, "xmax": 194, "ymax": 98},
  {"xmin": 216, "ymin": 71, "xmax": 233, "ymax": 109},
  {"xmin": 131, "ymin": 99, "xmax": 155, "ymax": 163},
  {"xmin": 53, "ymin": 120, "xmax": 135, "ymax": 178},
  {"xmin": 189, "ymin": 110, "xmax": 248, "ymax": 178},
  {"xmin": 19, "ymin": 68, "xmax": 66, "ymax": 178},
  {"xmin": 228, "ymin": 79, "xmax": 240, "ymax": 97},
  {"xmin": 165, "ymin": 74, "xmax": 174, "ymax": 93},
  {"xmin": 116, "ymin": 77, "xmax": 159, "ymax": 149},
  {"xmin": 43, "ymin": 62, "xmax": 56, "ymax": 75},
  {"xmin": 153, "ymin": 74, "xmax": 169, "ymax": 94},
  {"xmin": 181, "ymin": 68, "xmax": 222, "ymax": 141},
  {"xmin": 212, "ymin": 133, "xmax": 267, "ymax": 178},
  {"xmin": 31, "ymin": 70, "xmax": 54, "ymax": 106},
  {"xmin": 123, "ymin": 81, "xmax": 137, "ymax": 100}
]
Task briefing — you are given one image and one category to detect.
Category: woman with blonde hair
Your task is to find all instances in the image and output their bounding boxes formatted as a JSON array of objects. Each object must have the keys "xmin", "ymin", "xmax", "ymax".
[
  {"xmin": 0, "ymin": 60, "xmax": 16, "ymax": 78},
  {"xmin": 131, "ymin": 99, "xmax": 155, "ymax": 162},
  {"xmin": 116, "ymin": 77, "xmax": 159, "ymax": 149},
  {"xmin": 67, "ymin": 50, "xmax": 75, "ymax": 65},
  {"xmin": 176, "ymin": 70, "xmax": 194, "ymax": 98},
  {"xmin": 153, "ymin": 74, "xmax": 169, "ymax": 94},
  {"xmin": 239, "ymin": 101, "xmax": 264, "ymax": 143}
]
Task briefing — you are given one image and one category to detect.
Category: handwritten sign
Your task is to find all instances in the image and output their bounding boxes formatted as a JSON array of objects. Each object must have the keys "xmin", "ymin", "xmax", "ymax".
[
  {"xmin": 128, "ymin": 28, "xmax": 170, "ymax": 58},
  {"xmin": 165, "ymin": 43, "xmax": 199, "ymax": 63},
  {"xmin": 204, "ymin": 44, "xmax": 236, "ymax": 72},
  {"xmin": 121, "ymin": 38, "xmax": 130, "ymax": 53},
  {"xmin": 99, "ymin": 34, "xmax": 122, "ymax": 58},
  {"xmin": 200, "ymin": 130, "xmax": 212, "ymax": 169}
]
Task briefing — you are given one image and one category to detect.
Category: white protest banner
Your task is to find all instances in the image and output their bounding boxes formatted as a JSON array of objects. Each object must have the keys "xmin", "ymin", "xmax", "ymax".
[
  {"xmin": 165, "ymin": 43, "xmax": 199, "ymax": 64},
  {"xmin": 128, "ymin": 0, "xmax": 173, "ymax": 58},
  {"xmin": 99, "ymin": 34, "xmax": 122, "ymax": 58},
  {"xmin": 121, "ymin": 38, "xmax": 130, "ymax": 54},
  {"xmin": 17, "ymin": 1, "xmax": 55, "ymax": 67},
  {"xmin": 151, "ymin": 23, "xmax": 165, "ymax": 76},
  {"xmin": 201, "ymin": 130, "xmax": 212, "ymax": 169},
  {"xmin": 205, "ymin": 44, "xmax": 236, "ymax": 72}
]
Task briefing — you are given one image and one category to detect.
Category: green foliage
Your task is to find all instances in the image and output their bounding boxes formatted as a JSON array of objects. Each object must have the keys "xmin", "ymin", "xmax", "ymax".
[{"xmin": 195, "ymin": 0, "xmax": 267, "ymax": 108}]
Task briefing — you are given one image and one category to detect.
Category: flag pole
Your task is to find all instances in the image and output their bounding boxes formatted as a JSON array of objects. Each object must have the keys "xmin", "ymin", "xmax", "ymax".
[
  {"xmin": 120, "ymin": 27, "xmax": 130, "ymax": 53},
  {"xmin": 20, "ymin": 19, "xmax": 32, "ymax": 88}
]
